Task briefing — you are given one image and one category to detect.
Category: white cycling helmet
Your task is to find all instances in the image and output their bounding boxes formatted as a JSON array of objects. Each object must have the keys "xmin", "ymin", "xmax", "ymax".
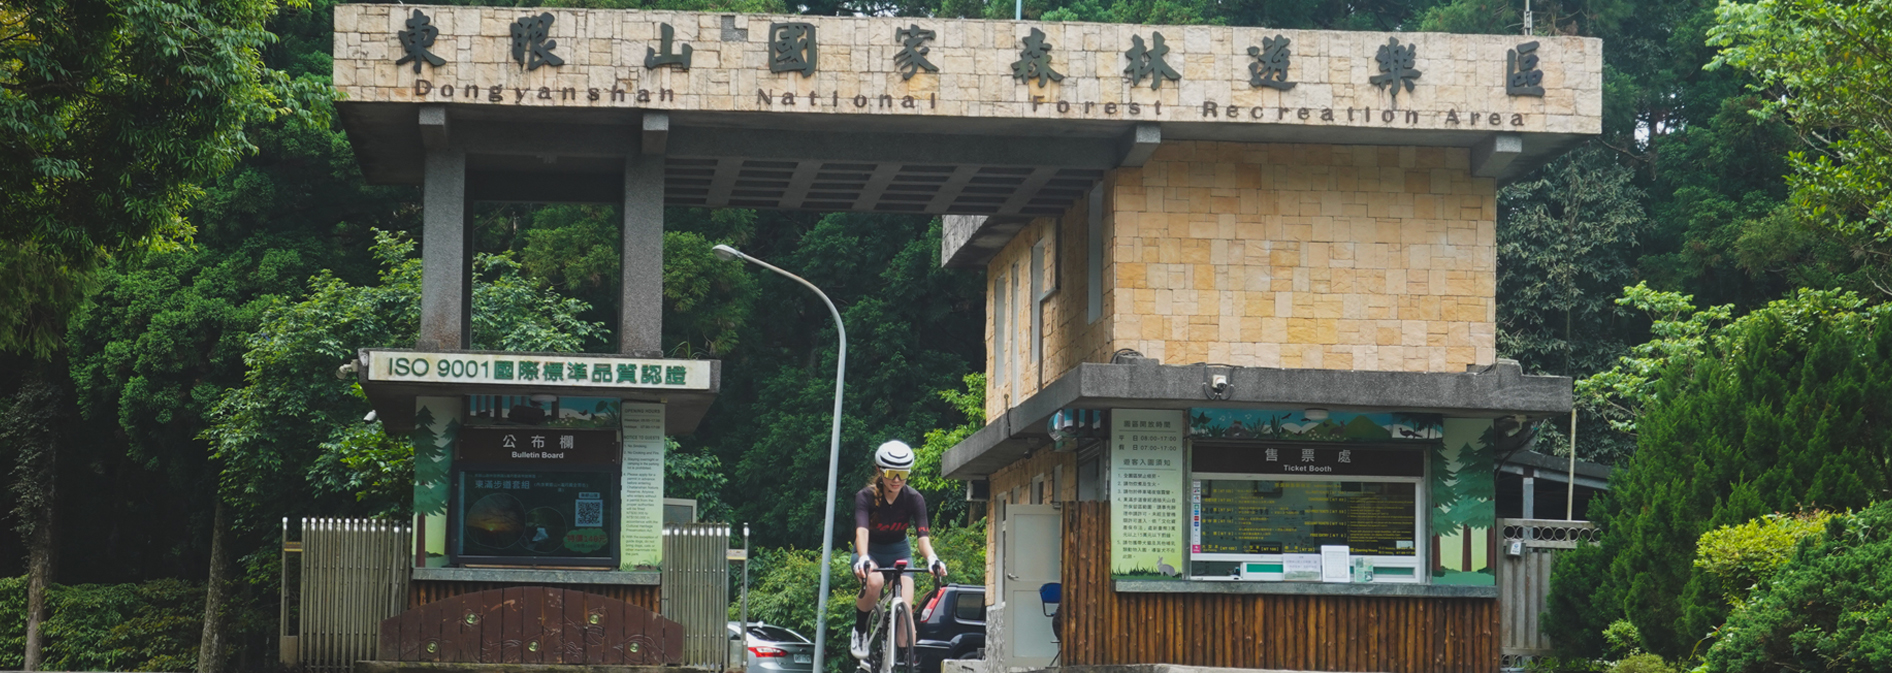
[{"xmin": 874, "ymin": 440, "xmax": 916, "ymax": 470}]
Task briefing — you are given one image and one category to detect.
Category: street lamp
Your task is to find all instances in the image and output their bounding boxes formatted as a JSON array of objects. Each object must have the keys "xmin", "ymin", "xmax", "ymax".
[{"xmin": 712, "ymin": 244, "xmax": 848, "ymax": 673}]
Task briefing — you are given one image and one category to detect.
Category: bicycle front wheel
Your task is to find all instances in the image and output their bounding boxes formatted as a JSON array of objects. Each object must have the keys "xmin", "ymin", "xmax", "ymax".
[{"xmin": 895, "ymin": 605, "xmax": 918, "ymax": 673}]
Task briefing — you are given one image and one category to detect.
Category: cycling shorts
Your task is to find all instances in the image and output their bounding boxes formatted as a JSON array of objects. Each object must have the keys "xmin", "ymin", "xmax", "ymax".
[{"xmin": 853, "ymin": 538, "xmax": 912, "ymax": 570}]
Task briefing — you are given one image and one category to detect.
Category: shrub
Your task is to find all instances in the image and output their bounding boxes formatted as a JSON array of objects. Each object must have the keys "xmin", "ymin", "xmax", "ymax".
[
  {"xmin": 0, "ymin": 575, "xmax": 23, "ymax": 669},
  {"xmin": 1610, "ymin": 653, "xmax": 1679, "ymax": 673},
  {"xmin": 1693, "ymin": 510, "xmax": 1833, "ymax": 608},
  {"xmin": 1700, "ymin": 500, "xmax": 1892, "ymax": 673},
  {"xmin": 39, "ymin": 579, "xmax": 204, "ymax": 672}
]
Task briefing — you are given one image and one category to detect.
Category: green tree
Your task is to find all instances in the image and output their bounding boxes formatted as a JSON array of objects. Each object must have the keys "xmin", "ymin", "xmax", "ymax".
[
  {"xmin": 196, "ymin": 231, "xmax": 602, "ymax": 667},
  {"xmin": 0, "ymin": 0, "xmax": 317, "ymax": 357},
  {"xmin": 1699, "ymin": 501, "xmax": 1892, "ymax": 673},
  {"xmin": 1, "ymin": 376, "xmax": 70, "ymax": 670},
  {"xmin": 1496, "ymin": 144, "xmax": 1651, "ymax": 463},
  {"xmin": 1710, "ymin": 0, "xmax": 1892, "ymax": 296},
  {"xmin": 1546, "ymin": 288, "xmax": 1892, "ymax": 660}
]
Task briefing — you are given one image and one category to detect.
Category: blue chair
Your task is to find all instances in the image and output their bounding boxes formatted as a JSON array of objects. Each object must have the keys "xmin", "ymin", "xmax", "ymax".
[{"xmin": 1040, "ymin": 582, "xmax": 1063, "ymax": 663}]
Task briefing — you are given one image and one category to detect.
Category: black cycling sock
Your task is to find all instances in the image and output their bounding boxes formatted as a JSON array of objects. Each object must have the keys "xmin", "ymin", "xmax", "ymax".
[{"xmin": 854, "ymin": 609, "xmax": 869, "ymax": 633}]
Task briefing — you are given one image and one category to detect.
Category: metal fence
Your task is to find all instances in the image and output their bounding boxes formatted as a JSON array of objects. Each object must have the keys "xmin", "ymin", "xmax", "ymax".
[
  {"xmin": 281, "ymin": 518, "xmax": 412, "ymax": 673},
  {"xmin": 662, "ymin": 523, "xmax": 732, "ymax": 671},
  {"xmin": 1498, "ymin": 518, "xmax": 1599, "ymax": 669}
]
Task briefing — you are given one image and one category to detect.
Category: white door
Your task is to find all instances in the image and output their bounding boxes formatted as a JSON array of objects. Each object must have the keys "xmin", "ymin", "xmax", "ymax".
[{"xmin": 1001, "ymin": 504, "xmax": 1061, "ymax": 669}]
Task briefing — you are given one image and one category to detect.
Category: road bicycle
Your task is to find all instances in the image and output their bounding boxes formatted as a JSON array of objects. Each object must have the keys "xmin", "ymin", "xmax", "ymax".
[{"xmin": 858, "ymin": 560, "xmax": 934, "ymax": 673}]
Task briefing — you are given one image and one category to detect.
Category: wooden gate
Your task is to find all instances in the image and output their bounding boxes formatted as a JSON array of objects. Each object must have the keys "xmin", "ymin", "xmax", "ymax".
[
  {"xmin": 376, "ymin": 587, "xmax": 684, "ymax": 665},
  {"xmin": 1497, "ymin": 518, "xmax": 1597, "ymax": 667}
]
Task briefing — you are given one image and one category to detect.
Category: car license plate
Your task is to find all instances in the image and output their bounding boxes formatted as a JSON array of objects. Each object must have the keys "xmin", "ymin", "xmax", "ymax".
[{"xmin": 793, "ymin": 654, "xmax": 812, "ymax": 664}]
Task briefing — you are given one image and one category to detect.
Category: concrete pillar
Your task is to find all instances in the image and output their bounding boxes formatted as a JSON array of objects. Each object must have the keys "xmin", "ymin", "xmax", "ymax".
[
  {"xmin": 620, "ymin": 153, "xmax": 665, "ymax": 356},
  {"xmin": 419, "ymin": 146, "xmax": 470, "ymax": 350}
]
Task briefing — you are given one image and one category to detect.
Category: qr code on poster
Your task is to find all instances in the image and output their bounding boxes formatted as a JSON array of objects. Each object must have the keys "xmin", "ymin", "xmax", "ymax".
[{"xmin": 575, "ymin": 498, "xmax": 604, "ymax": 527}]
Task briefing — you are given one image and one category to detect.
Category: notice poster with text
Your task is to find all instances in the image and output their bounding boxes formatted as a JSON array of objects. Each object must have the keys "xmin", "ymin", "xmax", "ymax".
[
  {"xmin": 1111, "ymin": 409, "xmax": 1187, "ymax": 579},
  {"xmin": 619, "ymin": 402, "xmax": 665, "ymax": 571}
]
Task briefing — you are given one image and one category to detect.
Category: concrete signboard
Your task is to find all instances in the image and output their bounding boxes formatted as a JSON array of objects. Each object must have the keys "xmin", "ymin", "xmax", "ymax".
[{"xmin": 333, "ymin": 5, "xmax": 1600, "ymax": 136}]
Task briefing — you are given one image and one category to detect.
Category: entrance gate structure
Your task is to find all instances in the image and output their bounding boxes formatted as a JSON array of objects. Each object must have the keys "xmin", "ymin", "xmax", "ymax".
[{"xmin": 333, "ymin": 5, "xmax": 1600, "ymax": 672}]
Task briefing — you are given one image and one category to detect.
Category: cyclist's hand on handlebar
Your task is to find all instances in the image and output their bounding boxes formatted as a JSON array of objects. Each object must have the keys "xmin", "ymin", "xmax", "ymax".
[
  {"xmin": 929, "ymin": 558, "xmax": 948, "ymax": 579},
  {"xmin": 853, "ymin": 557, "xmax": 874, "ymax": 579}
]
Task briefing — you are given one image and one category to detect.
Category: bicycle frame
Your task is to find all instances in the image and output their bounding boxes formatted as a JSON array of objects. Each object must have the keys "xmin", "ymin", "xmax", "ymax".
[{"xmin": 862, "ymin": 563, "xmax": 934, "ymax": 673}]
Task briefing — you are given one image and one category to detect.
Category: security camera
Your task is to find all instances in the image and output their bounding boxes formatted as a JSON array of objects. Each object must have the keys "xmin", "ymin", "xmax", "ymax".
[
  {"xmin": 1210, "ymin": 374, "xmax": 1230, "ymax": 393},
  {"xmin": 335, "ymin": 359, "xmax": 360, "ymax": 380},
  {"xmin": 363, "ymin": 410, "xmax": 379, "ymax": 423}
]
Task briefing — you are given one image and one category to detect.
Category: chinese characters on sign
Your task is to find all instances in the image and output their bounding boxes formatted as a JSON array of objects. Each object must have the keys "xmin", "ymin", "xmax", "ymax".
[
  {"xmin": 396, "ymin": 9, "xmax": 445, "ymax": 74},
  {"xmin": 383, "ymin": 14, "xmax": 1562, "ymax": 127},
  {"xmin": 510, "ymin": 13, "xmax": 564, "ymax": 71},
  {"xmin": 1506, "ymin": 41, "xmax": 1544, "ymax": 96},
  {"xmin": 1369, "ymin": 37, "xmax": 1421, "ymax": 107},
  {"xmin": 769, "ymin": 22, "xmax": 817, "ymax": 76},
  {"xmin": 893, "ymin": 25, "xmax": 938, "ymax": 80},
  {"xmin": 619, "ymin": 403, "xmax": 666, "ymax": 571},
  {"xmin": 365, "ymin": 351, "xmax": 710, "ymax": 390},
  {"xmin": 645, "ymin": 22, "xmax": 692, "ymax": 70},
  {"xmin": 1011, "ymin": 27, "xmax": 1065, "ymax": 87},
  {"xmin": 1123, "ymin": 32, "xmax": 1182, "ymax": 90},
  {"xmin": 1111, "ymin": 410, "xmax": 1187, "ymax": 578},
  {"xmin": 1247, "ymin": 35, "xmax": 1293, "ymax": 90}
]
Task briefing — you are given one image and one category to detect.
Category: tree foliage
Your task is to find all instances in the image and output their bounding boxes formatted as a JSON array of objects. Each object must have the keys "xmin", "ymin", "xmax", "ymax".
[
  {"xmin": 1699, "ymin": 501, "xmax": 1892, "ymax": 673},
  {"xmin": 0, "ymin": 0, "xmax": 319, "ymax": 357},
  {"xmin": 201, "ymin": 231, "xmax": 602, "ymax": 559},
  {"xmin": 1711, "ymin": 0, "xmax": 1892, "ymax": 294},
  {"xmin": 1546, "ymin": 289, "xmax": 1892, "ymax": 661}
]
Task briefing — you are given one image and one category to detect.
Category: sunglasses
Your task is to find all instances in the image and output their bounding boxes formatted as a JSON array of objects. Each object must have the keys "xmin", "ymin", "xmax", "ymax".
[{"xmin": 881, "ymin": 469, "xmax": 911, "ymax": 481}]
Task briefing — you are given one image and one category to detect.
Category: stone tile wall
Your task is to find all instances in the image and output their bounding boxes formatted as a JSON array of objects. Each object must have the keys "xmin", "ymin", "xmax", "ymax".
[
  {"xmin": 985, "ymin": 141, "xmax": 1497, "ymax": 419},
  {"xmin": 336, "ymin": 4, "xmax": 1600, "ymax": 134}
]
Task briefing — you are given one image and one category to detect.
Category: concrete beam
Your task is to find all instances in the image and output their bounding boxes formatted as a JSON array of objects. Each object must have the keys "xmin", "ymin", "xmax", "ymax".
[
  {"xmin": 925, "ymin": 165, "xmax": 978, "ymax": 213},
  {"xmin": 641, "ymin": 111, "xmax": 669, "ymax": 155},
  {"xmin": 418, "ymin": 104, "xmax": 449, "ymax": 150},
  {"xmin": 776, "ymin": 162, "xmax": 823, "ymax": 210},
  {"xmin": 1472, "ymin": 132, "xmax": 1523, "ymax": 178},
  {"xmin": 1118, "ymin": 122, "xmax": 1161, "ymax": 167},
  {"xmin": 449, "ymin": 120, "xmax": 638, "ymax": 157},
  {"xmin": 620, "ymin": 154, "xmax": 665, "ymax": 356},
  {"xmin": 418, "ymin": 147, "xmax": 470, "ymax": 350},
  {"xmin": 939, "ymin": 215, "xmax": 1033, "ymax": 268},
  {"xmin": 941, "ymin": 360, "xmax": 1574, "ymax": 479},
  {"xmin": 1000, "ymin": 166, "xmax": 1059, "ymax": 214},
  {"xmin": 468, "ymin": 171, "xmax": 622, "ymax": 203},
  {"xmin": 667, "ymin": 127, "xmax": 1121, "ymax": 169}
]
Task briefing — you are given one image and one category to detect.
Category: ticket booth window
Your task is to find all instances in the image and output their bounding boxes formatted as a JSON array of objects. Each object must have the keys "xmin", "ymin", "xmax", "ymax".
[{"xmin": 1188, "ymin": 443, "xmax": 1425, "ymax": 583}]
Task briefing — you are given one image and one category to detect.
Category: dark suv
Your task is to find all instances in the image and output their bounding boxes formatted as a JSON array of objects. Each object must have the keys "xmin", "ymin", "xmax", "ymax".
[{"xmin": 912, "ymin": 583, "xmax": 985, "ymax": 673}]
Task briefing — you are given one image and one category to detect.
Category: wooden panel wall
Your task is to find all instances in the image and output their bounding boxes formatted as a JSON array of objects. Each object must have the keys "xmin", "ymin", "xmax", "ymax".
[
  {"xmin": 411, "ymin": 580, "xmax": 659, "ymax": 614},
  {"xmin": 378, "ymin": 587, "xmax": 682, "ymax": 665},
  {"xmin": 1060, "ymin": 501, "xmax": 1499, "ymax": 673}
]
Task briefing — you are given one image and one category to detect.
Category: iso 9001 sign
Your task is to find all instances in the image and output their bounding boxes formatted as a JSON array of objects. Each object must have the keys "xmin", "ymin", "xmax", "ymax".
[{"xmin": 363, "ymin": 350, "xmax": 711, "ymax": 390}]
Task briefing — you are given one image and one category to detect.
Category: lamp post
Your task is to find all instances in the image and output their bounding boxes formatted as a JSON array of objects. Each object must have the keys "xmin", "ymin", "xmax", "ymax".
[{"xmin": 712, "ymin": 244, "xmax": 847, "ymax": 673}]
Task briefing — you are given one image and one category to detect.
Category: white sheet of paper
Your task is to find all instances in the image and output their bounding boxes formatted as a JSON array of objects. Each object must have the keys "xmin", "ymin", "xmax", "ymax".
[
  {"xmin": 1321, "ymin": 545, "xmax": 1352, "ymax": 583},
  {"xmin": 1282, "ymin": 553, "xmax": 1321, "ymax": 581}
]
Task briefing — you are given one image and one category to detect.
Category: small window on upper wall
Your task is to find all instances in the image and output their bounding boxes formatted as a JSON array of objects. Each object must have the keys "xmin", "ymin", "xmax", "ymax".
[{"xmin": 1086, "ymin": 187, "xmax": 1104, "ymax": 324}]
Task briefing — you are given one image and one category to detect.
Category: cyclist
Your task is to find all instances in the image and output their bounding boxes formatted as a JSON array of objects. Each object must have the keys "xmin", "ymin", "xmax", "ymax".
[{"xmin": 850, "ymin": 440, "xmax": 948, "ymax": 660}]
